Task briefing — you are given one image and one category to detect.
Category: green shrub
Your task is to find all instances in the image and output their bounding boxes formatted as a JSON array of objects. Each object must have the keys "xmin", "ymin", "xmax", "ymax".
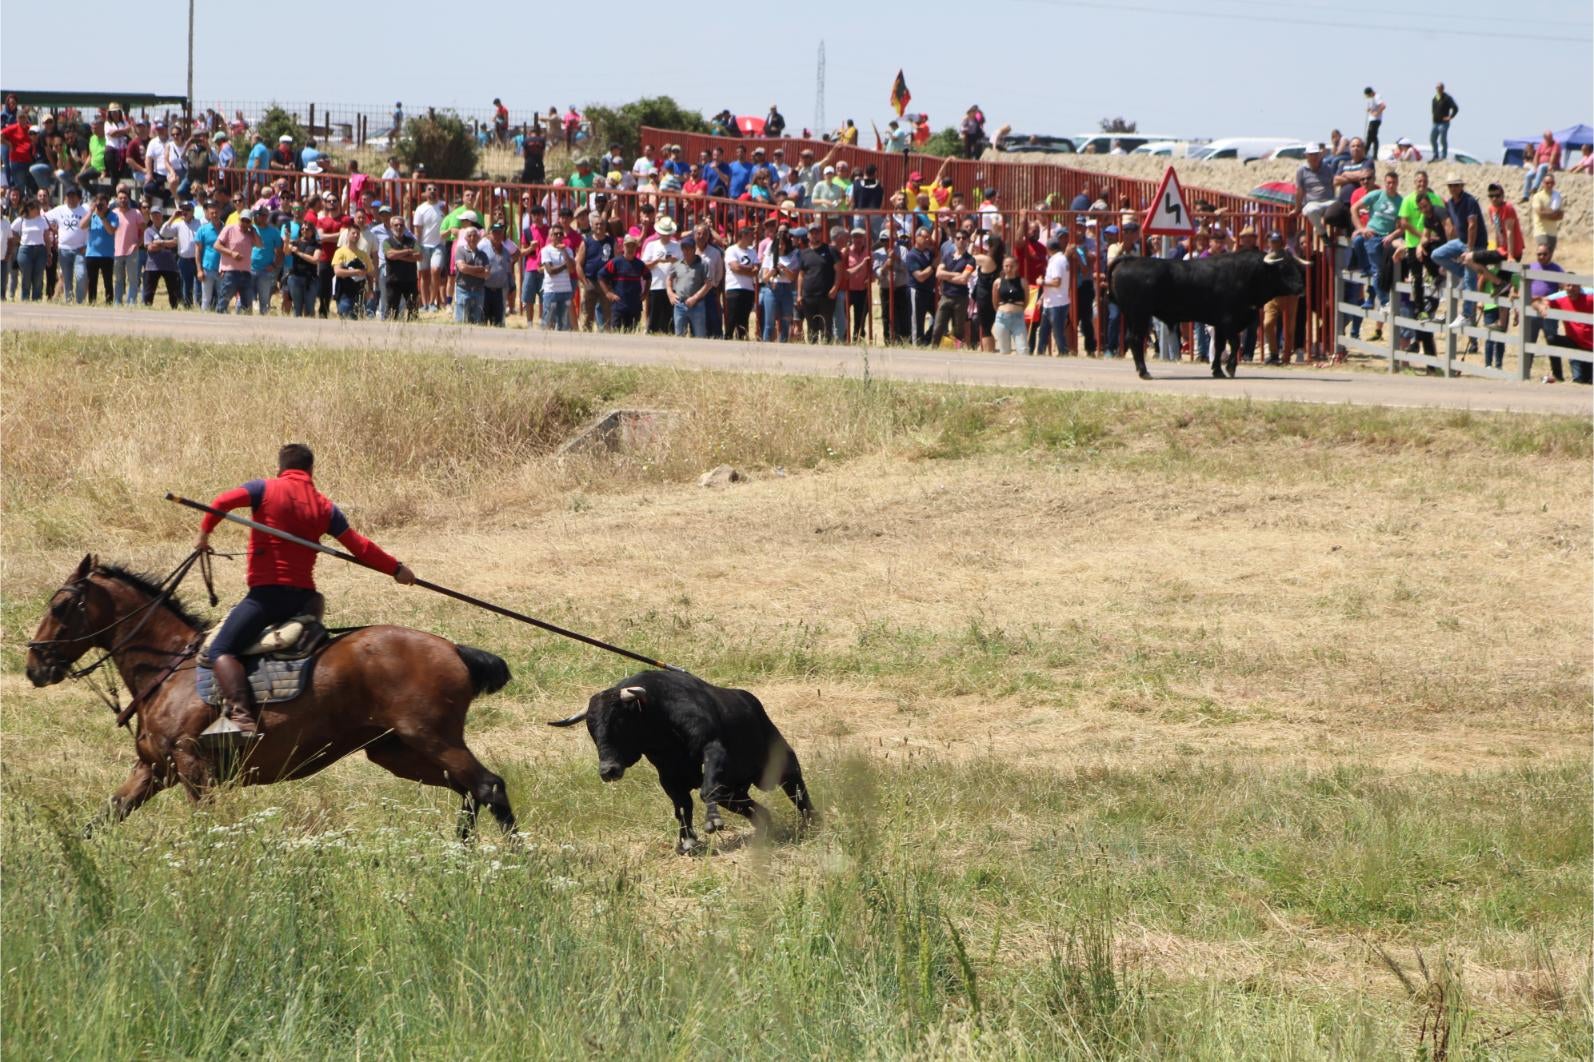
[
  {"xmin": 397, "ymin": 111, "xmax": 480, "ymax": 179},
  {"xmin": 922, "ymin": 126, "xmax": 961, "ymax": 158},
  {"xmin": 582, "ymin": 96, "xmax": 707, "ymax": 160},
  {"xmin": 256, "ymin": 104, "xmax": 308, "ymax": 148}
]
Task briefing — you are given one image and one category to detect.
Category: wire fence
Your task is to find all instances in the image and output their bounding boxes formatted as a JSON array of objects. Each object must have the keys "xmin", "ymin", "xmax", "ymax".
[{"xmin": 190, "ymin": 101, "xmax": 588, "ymax": 148}]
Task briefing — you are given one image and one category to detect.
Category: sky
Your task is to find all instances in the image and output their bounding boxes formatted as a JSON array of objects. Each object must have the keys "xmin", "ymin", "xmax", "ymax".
[{"xmin": 3, "ymin": 0, "xmax": 1591, "ymax": 155}]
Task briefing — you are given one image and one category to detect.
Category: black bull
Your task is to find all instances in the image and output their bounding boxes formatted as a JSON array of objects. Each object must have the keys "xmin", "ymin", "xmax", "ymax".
[
  {"xmin": 1109, "ymin": 251, "xmax": 1306, "ymax": 379},
  {"xmin": 548, "ymin": 670, "xmax": 814, "ymax": 854}
]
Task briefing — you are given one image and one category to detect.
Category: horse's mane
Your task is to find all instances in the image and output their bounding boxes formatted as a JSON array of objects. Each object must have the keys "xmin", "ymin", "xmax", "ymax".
[{"xmin": 95, "ymin": 563, "xmax": 210, "ymax": 631}]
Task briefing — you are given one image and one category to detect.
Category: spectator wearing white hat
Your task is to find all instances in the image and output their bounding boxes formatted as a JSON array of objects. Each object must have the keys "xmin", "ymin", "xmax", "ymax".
[
  {"xmin": 641, "ymin": 215, "xmax": 680, "ymax": 333},
  {"xmin": 1294, "ymin": 143, "xmax": 1337, "ymax": 236},
  {"xmin": 811, "ymin": 165, "xmax": 846, "ymax": 213},
  {"xmin": 271, "ymin": 134, "xmax": 296, "ymax": 171}
]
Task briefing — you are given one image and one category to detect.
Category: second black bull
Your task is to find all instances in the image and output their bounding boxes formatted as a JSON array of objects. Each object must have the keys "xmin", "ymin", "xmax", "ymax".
[{"xmin": 1109, "ymin": 250, "xmax": 1306, "ymax": 379}]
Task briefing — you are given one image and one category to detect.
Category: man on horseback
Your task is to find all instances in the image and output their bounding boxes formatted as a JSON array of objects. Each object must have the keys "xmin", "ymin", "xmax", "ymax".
[{"xmin": 196, "ymin": 443, "xmax": 415, "ymax": 739}]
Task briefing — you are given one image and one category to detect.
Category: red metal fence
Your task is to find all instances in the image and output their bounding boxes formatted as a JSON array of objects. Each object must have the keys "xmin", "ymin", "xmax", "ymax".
[
  {"xmin": 641, "ymin": 127, "xmax": 1271, "ymax": 219},
  {"xmin": 638, "ymin": 126, "xmax": 1340, "ymax": 357}
]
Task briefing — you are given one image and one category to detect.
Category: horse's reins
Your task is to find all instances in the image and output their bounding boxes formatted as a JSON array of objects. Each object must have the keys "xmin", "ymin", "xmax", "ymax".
[{"xmin": 30, "ymin": 548, "xmax": 224, "ymax": 725}]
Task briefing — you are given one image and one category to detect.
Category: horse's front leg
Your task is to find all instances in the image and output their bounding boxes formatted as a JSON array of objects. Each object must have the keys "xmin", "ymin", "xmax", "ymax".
[
  {"xmin": 170, "ymin": 735, "xmax": 219, "ymax": 799},
  {"xmin": 84, "ymin": 760, "xmax": 165, "ymax": 837}
]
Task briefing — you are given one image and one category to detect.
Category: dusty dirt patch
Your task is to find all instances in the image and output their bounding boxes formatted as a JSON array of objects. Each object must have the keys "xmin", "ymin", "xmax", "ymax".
[{"xmin": 15, "ymin": 447, "xmax": 1576, "ymax": 777}]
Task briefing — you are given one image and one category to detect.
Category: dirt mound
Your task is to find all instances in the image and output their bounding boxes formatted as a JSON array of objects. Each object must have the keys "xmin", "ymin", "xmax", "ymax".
[{"xmin": 996, "ymin": 151, "xmax": 1593, "ymax": 272}]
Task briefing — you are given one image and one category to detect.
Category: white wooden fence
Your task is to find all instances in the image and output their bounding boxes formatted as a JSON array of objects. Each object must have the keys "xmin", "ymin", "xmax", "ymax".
[{"xmin": 1335, "ymin": 240, "xmax": 1592, "ymax": 381}]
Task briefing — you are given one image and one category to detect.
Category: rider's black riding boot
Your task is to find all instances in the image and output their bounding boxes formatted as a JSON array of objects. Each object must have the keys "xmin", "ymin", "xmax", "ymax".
[{"xmin": 208, "ymin": 653, "xmax": 262, "ymax": 739}]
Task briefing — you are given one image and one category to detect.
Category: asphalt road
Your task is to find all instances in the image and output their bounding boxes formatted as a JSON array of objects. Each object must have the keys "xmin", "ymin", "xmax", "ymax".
[{"xmin": 5, "ymin": 304, "xmax": 1590, "ymax": 416}]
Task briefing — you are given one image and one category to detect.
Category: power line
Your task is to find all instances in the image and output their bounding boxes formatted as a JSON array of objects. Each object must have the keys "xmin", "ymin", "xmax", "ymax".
[
  {"xmin": 1202, "ymin": 0, "xmax": 1589, "ymax": 25},
  {"xmin": 1011, "ymin": 0, "xmax": 1590, "ymax": 43}
]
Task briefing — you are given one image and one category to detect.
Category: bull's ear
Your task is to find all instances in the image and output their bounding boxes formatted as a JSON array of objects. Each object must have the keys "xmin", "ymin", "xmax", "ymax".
[
  {"xmin": 546, "ymin": 710, "xmax": 588, "ymax": 728},
  {"xmin": 619, "ymin": 686, "xmax": 647, "ymax": 708}
]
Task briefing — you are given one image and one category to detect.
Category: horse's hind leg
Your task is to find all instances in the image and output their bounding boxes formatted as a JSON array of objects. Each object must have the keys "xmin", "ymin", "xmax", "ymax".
[
  {"xmin": 85, "ymin": 760, "xmax": 165, "ymax": 837},
  {"xmin": 364, "ymin": 735, "xmax": 483, "ymax": 840},
  {"xmin": 392, "ymin": 736, "xmax": 517, "ymax": 839}
]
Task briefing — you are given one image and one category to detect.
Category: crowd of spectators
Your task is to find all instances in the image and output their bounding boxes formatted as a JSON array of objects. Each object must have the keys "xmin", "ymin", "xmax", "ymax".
[{"xmin": 0, "ymin": 95, "xmax": 1587, "ymax": 380}]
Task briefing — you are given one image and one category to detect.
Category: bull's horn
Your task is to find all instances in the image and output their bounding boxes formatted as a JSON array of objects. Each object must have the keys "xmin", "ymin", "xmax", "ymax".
[
  {"xmin": 546, "ymin": 710, "xmax": 588, "ymax": 728},
  {"xmin": 618, "ymin": 686, "xmax": 647, "ymax": 703}
]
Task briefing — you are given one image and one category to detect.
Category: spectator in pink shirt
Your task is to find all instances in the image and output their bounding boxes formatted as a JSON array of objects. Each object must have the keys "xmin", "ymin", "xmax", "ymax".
[
  {"xmin": 1521, "ymin": 130, "xmax": 1562, "ymax": 201},
  {"xmin": 110, "ymin": 187, "xmax": 145, "ymax": 306},
  {"xmin": 1569, "ymin": 144, "xmax": 1593, "ymax": 175},
  {"xmin": 213, "ymin": 207, "xmax": 263, "ymax": 314}
]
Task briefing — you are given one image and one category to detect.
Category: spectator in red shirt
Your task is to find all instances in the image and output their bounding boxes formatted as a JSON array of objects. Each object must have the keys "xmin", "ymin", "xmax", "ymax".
[
  {"xmin": 839, "ymin": 227, "xmax": 874, "ymax": 341},
  {"xmin": 1520, "ymin": 130, "xmax": 1562, "ymax": 201},
  {"xmin": 3, "ymin": 117, "xmax": 36, "ymax": 190},
  {"xmin": 306, "ymin": 192, "xmax": 348, "ymax": 316},
  {"xmin": 1484, "ymin": 182, "xmax": 1525, "ymax": 260},
  {"xmin": 1546, "ymin": 283, "xmax": 1592, "ymax": 385},
  {"xmin": 1016, "ymin": 222, "xmax": 1049, "ymax": 352}
]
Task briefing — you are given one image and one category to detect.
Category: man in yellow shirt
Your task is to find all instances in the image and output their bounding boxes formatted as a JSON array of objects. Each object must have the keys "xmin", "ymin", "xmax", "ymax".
[{"xmin": 1530, "ymin": 173, "xmax": 1563, "ymax": 257}]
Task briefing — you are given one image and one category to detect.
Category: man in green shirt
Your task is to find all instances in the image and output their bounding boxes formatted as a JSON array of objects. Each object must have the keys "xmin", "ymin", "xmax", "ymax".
[
  {"xmin": 1395, "ymin": 170, "xmax": 1445, "ymax": 249},
  {"xmin": 88, "ymin": 120, "xmax": 108, "ymax": 176},
  {"xmin": 439, "ymin": 190, "xmax": 482, "ymax": 244},
  {"xmin": 567, "ymin": 157, "xmax": 595, "ymax": 204}
]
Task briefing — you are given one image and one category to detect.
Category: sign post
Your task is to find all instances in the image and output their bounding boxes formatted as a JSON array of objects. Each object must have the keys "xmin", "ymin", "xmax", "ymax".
[{"xmin": 1142, "ymin": 165, "xmax": 1197, "ymax": 237}]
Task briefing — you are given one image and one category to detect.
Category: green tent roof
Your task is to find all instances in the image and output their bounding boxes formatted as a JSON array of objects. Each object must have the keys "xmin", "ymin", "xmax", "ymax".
[{"xmin": 2, "ymin": 90, "xmax": 189, "ymax": 111}]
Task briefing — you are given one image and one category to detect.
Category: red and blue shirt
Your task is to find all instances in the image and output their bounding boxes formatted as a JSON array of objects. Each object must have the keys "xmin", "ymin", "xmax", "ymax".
[{"xmin": 202, "ymin": 469, "xmax": 398, "ymax": 590}]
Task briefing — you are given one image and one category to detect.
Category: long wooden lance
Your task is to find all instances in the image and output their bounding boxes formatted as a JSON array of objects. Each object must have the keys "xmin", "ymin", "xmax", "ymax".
[{"xmin": 165, "ymin": 493, "xmax": 685, "ymax": 673}]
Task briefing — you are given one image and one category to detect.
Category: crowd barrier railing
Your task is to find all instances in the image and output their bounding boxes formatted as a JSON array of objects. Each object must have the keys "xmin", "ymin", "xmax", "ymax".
[{"xmin": 1335, "ymin": 241, "xmax": 1593, "ymax": 380}]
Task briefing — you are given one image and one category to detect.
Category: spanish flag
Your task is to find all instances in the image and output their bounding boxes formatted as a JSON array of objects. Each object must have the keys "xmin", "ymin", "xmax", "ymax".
[{"xmin": 890, "ymin": 71, "xmax": 911, "ymax": 117}]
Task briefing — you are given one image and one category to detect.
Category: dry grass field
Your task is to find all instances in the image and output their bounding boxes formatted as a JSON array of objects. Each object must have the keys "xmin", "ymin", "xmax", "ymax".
[{"xmin": 2, "ymin": 332, "xmax": 1589, "ymax": 1056}]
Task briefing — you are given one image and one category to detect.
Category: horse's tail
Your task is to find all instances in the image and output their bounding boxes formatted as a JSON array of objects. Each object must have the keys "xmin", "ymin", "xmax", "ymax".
[{"xmin": 455, "ymin": 645, "xmax": 511, "ymax": 696}]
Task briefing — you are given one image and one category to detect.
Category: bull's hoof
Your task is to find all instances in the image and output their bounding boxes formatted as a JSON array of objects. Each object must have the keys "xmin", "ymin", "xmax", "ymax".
[
  {"xmin": 676, "ymin": 836, "xmax": 702, "ymax": 856},
  {"xmin": 703, "ymin": 813, "xmax": 724, "ymax": 834},
  {"xmin": 1137, "ymin": 370, "xmax": 1153, "ymax": 380},
  {"xmin": 1211, "ymin": 370, "xmax": 1226, "ymax": 379}
]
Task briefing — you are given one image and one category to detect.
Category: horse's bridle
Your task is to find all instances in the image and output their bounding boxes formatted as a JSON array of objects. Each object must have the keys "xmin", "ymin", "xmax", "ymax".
[{"xmin": 28, "ymin": 549, "xmax": 221, "ymax": 722}]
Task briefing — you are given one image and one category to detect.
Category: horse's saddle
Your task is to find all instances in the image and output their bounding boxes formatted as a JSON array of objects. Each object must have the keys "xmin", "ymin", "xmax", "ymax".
[{"xmin": 195, "ymin": 614, "xmax": 328, "ymax": 707}]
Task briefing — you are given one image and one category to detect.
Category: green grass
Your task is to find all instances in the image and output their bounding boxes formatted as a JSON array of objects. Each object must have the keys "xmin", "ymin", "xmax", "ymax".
[
  {"xmin": 4, "ymin": 333, "xmax": 1588, "ymax": 555},
  {"xmin": 3, "ymin": 757, "xmax": 1587, "ymax": 1059},
  {"xmin": 4, "ymin": 334, "xmax": 1590, "ymax": 1057}
]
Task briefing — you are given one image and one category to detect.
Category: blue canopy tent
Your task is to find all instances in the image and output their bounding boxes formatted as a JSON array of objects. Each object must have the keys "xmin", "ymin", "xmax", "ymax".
[{"xmin": 1502, "ymin": 123, "xmax": 1592, "ymax": 165}]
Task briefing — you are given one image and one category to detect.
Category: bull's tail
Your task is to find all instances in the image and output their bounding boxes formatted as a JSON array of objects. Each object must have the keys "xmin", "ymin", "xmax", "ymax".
[{"xmin": 455, "ymin": 645, "xmax": 511, "ymax": 696}]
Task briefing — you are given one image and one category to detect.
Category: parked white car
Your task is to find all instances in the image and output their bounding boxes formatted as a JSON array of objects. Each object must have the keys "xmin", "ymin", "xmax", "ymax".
[
  {"xmin": 1190, "ymin": 137, "xmax": 1298, "ymax": 162},
  {"xmin": 1072, "ymin": 133, "xmax": 1193, "ymax": 155},
  {"xmin": 1131, "ymin": 140, "xmax": 1210, "ymax": 159}
]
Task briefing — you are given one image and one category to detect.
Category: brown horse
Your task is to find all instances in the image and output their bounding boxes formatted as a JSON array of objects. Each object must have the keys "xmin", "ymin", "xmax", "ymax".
[{"xmin": 25, "ymin": 554, "xmax": 518, "ymax": 838}]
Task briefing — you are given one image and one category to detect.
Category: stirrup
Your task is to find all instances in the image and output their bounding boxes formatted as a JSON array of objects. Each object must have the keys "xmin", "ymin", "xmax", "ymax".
[
  {"xmin": 201, "ymin": 705, "xmax": 262, "ymax": 742},
  {"xmin": 201, "ymin": 715, "xmax": 251, "ymax": 738}
]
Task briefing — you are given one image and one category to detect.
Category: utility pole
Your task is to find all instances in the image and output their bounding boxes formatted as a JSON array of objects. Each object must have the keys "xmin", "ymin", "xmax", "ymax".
[
  {"xmin": 814, "ymin": 40, "xmax": 826, "ymax": 139},
  {"xmin": 186, "ymin": 0, "xmax": 195, "ymax": 121}
]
